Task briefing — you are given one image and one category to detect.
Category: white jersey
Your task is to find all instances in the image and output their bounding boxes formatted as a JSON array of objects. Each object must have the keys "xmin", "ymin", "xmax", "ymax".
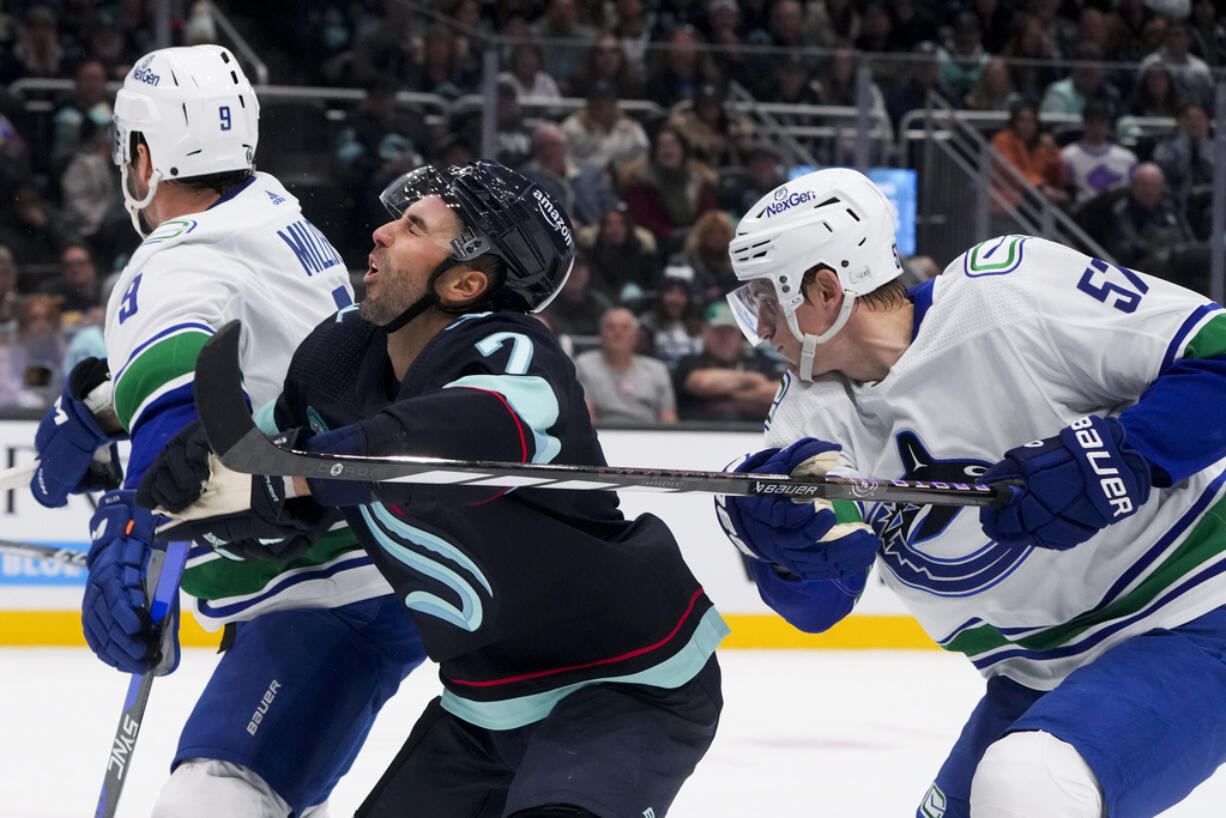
[
  {"xmin": 106, "ymin": 171, "xmax": 392, "ymax": 629},
  {"xmin": 766, "ymin": 235, "xmax": 1226, "ymax": 690}
]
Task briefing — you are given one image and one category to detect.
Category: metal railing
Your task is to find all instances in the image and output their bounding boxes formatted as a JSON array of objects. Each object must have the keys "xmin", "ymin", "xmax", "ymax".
[{"xmin": 907, "ymin": 91, "xmax": 1115, "ymax": 264}]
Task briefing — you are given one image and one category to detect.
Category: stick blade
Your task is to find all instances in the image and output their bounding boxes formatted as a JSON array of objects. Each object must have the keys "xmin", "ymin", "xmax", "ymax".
[{"xmin": 193, "ymin": 320, "xmax": 256, "ymax": 458}]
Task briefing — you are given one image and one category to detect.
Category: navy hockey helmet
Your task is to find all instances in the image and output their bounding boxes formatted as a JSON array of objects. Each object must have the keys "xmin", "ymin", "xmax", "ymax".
[{"xmin": 379, "ymin": 160, "xmax": 576, "ymax": 314}]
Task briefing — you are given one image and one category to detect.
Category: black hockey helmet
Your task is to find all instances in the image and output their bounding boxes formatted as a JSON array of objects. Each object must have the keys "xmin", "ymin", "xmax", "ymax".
[{"xmin": 379, "ymin": 160, "xmax": 576, "ymax": 315}]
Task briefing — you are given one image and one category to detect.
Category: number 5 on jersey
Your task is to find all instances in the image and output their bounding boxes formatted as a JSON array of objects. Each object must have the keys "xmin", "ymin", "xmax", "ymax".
[{"xmin": 1077, "ymin": 258, "xmax": 1148, "ymax": 314}]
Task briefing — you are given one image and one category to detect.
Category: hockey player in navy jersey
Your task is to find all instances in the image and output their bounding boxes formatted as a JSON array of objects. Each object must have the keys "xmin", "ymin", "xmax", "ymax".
[
  {"xmin": 713, "ymin": 166, "xmax": 1226, "ymax": 817},
  {"xmin": 136, "ymin": 160, "xmax": 727, "ymax": 818},
  {"xmin": 28, "ymin": 46, "xmax": 426, "ymax": 816}
]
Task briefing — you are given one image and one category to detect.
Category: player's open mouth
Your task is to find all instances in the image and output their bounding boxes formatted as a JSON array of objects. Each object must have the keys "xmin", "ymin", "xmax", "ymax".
[{"xmin": 365, "ymin": 258, "xmax": 379, "ymax": 281}]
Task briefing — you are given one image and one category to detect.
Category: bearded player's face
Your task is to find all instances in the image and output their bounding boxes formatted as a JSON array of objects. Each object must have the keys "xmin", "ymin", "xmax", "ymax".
[{"xmin": 361, "ymin": 195, "xmax": 462, "ymax": 326}]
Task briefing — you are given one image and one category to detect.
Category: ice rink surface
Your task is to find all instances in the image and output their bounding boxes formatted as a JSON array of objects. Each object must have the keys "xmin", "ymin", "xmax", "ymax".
[{"xmin": 2, "ymin": 647, "xmax": 1223, "ymax": 817}]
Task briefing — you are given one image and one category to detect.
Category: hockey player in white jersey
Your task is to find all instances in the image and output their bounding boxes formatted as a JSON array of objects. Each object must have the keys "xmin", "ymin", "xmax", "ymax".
[
  {"xmin": 714, "ymin": 167, "xmax": 1226, "ymax": 817},
  {"xmin": 28, "ymin": 46, "xmax": 425, "ymax": 816}
]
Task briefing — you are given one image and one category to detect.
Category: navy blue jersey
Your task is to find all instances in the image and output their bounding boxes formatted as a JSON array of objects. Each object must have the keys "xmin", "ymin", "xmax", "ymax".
[{"xmin": 275, "ymin": 308, "xmax": 727, "ymax": 728}]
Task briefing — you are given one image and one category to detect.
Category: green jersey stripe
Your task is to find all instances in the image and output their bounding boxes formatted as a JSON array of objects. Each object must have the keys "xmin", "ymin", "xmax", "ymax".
[
  {"xmin": 113, "ymin": 330, "xmax": 212, "ymax": 430},
  {"xmin": 945, "ymin": 492, "xmax": 1226, "ymax": 658},
  {"xmin": 1182, "ymin": 314, "xmax": 1226, "ymax": 361},
  {"xmin": 181, "ymin": 527, "xmax": 364, "ymax": 601}
]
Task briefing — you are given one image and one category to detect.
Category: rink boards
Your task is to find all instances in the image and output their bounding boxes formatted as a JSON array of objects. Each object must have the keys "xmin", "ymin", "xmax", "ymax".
[{"xmin": 0, "ymin": 422, "xmax": 931, "ymax": 649}]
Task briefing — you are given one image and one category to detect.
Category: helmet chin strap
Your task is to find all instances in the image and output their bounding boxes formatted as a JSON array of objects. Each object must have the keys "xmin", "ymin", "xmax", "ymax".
[
  {"xmin": 792, "ymin": 294, "xmax": 855, "ymax": 382},
  {"xmin": 377, "ymin": 258, "xmax": 488, "ymax": 333},
  {"xmin": 121, "ymin": 163, "xmax": 163, "ymax": 238}
]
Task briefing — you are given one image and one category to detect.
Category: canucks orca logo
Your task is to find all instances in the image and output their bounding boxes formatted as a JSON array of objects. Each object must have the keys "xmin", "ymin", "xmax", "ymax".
[{"xmin": 869, "ymin": 432, "xmax": 1032, "ymax": 597}]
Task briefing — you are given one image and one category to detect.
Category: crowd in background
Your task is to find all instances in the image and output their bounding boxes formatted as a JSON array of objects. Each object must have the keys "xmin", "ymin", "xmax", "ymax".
[{"xmin": 0, "ymin": 0, "xmax": 1223, "ymax": 422}]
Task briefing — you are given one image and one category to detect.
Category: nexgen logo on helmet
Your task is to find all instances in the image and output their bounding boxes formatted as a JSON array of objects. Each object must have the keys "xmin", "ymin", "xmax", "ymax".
[
  {"xmin": 727, "ymin": 167, "xmax": 901, "ymax": 382},
  {"xmin": 112, "ymin": 45, "xmax": 259, "ymax": 236}
]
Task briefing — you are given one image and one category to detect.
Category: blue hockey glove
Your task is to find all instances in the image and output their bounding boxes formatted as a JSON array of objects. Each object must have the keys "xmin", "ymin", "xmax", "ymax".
[
  {"xmin": 136, "ymin": 421, "xmax": 329, "ymax": 562},
  {"xmin": 715, "ymin": 438, "xmax": 880, "ymax": 581},
  {"xmin": 31, "ymin": 357, "xmax": 122, "ymax": 507},
  {"xmin": 980, "ymin": 415, "xmax": 1152, "ymax": 551},
  {"xmin": 82, "ymin": 491, "xmax": 180, "ymax": 675}
]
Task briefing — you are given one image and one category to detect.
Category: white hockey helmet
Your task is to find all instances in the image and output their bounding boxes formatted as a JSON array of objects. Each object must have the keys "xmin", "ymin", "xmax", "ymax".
[
  {"xmin": 112, "ymin": 45, "xmax": 259, "ymax": 235},
  {"xmin": 727, "ymin": 167, "xmax": 902, "ymax": 381}
]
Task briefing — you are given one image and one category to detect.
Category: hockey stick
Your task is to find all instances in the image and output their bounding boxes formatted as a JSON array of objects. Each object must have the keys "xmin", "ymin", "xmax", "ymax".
[
  {"xmin": 196, "ymin": 321, "xmax": 1012, "ymax": 508},
  {"xmin": 94, "ymin": 539, "xmax": 188, "ymax": 818},
  {"xmin": 0, "ymin": 462, "xmax": 36, "ymax": 492},
  {"xmin": 0, "ymin": 538, "xmax": 87, "ymax": 567}
]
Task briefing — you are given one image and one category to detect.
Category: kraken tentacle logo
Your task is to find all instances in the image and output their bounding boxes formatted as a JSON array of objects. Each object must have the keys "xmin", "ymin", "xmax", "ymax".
[
  {"xmin": 361, "ymin": 502, "xmax": 492, "ymax": 630},
  {"xmin": 871, "ymin": 432, "xmax": 1031, "ymax": 597}
]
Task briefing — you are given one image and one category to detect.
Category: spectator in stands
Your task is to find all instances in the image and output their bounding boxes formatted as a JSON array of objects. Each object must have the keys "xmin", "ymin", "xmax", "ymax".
[
  {"xmin": 938, "ymin": 12, "xmax": 991, "ymax": 102},
  {"xmin": 992, "ymin": 100, "xmax": 1068, "ymax": 205},
  {"xmin": 575, "ymin": 307, "xmax": 678, "ymax": 426},
  {"xmin": 971, "ymin": 0, "xmax": 1014, "ymax": 54},
  {"xmin": 1040, "ymin": 44, "xmax": 1122, "ymax": 119},
  {"xmin": 0, "ymin": 180, "xmax": 71, "ymax": 270},
  {"xmin": 575, "ymin": 31, "xmax": 643, "ymax": 100},
  {"xmin": 579, "ymin": 203, "xmax": 661, "ymax": 303},
  {"xmin": 637, "ymin": 267, "xmax": 704, "ymax": 370},
  {"xmin": 1076, "ymin": 8, "xmax": 1122, "ymax": 61},
  {"xmin": 674, "ymin": 300, "xmax": 783, "ymax": 423},
  {"xmin": 890, "ymin": 0, "xmax": 941, "ymax": 52},
  {"xmin": 619, "ymin": 125, "xmax": 718, "ymax": 250},
  {"xmin": 42, "ymin": 242, "xmax": 100, "ymax": 322},
  {"xmin": 886, "ymin": 41, "xmax": 946, "ymax": 131},
  {"xmin": 0, "ymin": 246, "xmax": 19, "ymax": 336},
  {"xmin": 805, "ymin": 0, "xmax": 860, "ymax": 50},
  {"xmin": 520, "ymin": 123, "xmax": 620, "ymax": 229},
  {"xmin": 541, "ymin": 252, "xmax": 614, "ymax": 339},
  {"xmin": 667, "ymin": 83, "xmax": 754, "ymax": 168},
  {"xmin": 1153, "ymin": 101, "xmax": 1214, "ymax": 204},
  {"xmin": 651, "ymin": 0, "xmax": 708, "ymax": 39},
  {"xmin": 725, "ymin": 140, "xmax": 788, "ymax": 215},
  {"xmin": 645, "ymin": 25, "xmax": 721, "ymax": 109},
  {"xmin": 1061, "ymin": 100, "xmax": 1137, "ymax": 204},
  {"xmin": 0, "ymin": 5, "xmax": 70, "ymax": 84},
  {"xmin": 52, "ymin": 58, "xmax": 112, "ymax": 171},
  {"xmin": 965, "ymin": 57, "xmax": 1020, "ymax": 112},
  {"xmin": 1138, "ymin": 19, "xmax": 1213, "ymax": 105},
  {"xmin": 498, "ymin": 42, "xmax": 562, "ymax": 102},
  {"xmin": 683, "ymin": 210, "xmax": 736, "ymax": 301},
  {"xmin": 0, "ymin": 106, "xmax": 31, "ymax": 192},
  {"xmin": 1190, "ymin": 0, "xmax": 1224, "ymax": 68},
  {"xmin": 773, "ymin": 53, "xmax": 820, "ymax": 108},
  {"xmin": 434, "ymin": 133, "xmax": 477, "ymax": 166},
  {"xmin": 182, "ymin": 1, "xmax": 217, "ymax": 46},
  {"xmin": 854, "ymin": 2, "xmax": 903, "ymax": 54},
  {"xmin": 336, "ymin": 75, "xmax": 427, "ymax": 235},
  {"xmin": 60, "ymin": 115, "xmax": 118, "ymax": 251},
  {"xmin": 84, "ymin": 22, "xmax": 133, "ymax": 82},
  {"xmin": 613, "ymin": 0, "xmax": 651, "ymax": 81},
  {"xmin": 0, "ymin": 294, "xmax": 65, "ymax": 410},
  {"xmin": 1114, "ymin": 0, "xmax": 1159, "ymax": 62},
  {"xmin": 561, "ymin": 78, "xmax": 650, "ymax": 175},
  {"xmin": 455, "ymin": 79, "xmax": 533, "ymax": 169},
  {"xmin": 1002, "ymin": 13, "xmax": 1062, "ymax": 100},
  {"xmin": 1127, "ymin": 63, "xmax": 1182, "ymax": 119},
  {"xmin": 408, "ymin": 23, "xmax": 478, "ymax": 100},
  {"xmin": 347, "ymin": 3, "xmax": 416, "ymax": 87},
  {"xmin": 1103, "ymin": 162, "xmax": 1192, "ymax": 278},
  {"xmin": 1137, "ymin": 16, "xmax": 1171, "ymax": 64},
  {"xmin": 530, "ymin": 0, "xmax": 595, "ymax": 95},
  {"xmin": 705, "ymin": 0, "xmax": 749, "ymax": 86}
]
